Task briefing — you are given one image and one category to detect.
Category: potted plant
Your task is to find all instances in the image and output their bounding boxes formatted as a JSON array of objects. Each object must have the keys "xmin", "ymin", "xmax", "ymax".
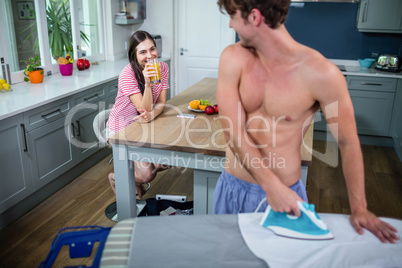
[
  {"xmin": 21, "ymin": 0, "xmax": 91, "ymax": 60},
  {"xmin": 21, "ymin": 55, "xmax": 44, "ymax": 83}
]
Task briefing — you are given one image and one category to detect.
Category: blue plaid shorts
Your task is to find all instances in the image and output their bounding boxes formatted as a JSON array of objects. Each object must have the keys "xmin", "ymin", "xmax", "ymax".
[{"xmin": 213, "ymin": 170, "xmax": 308, "ymax": 214}]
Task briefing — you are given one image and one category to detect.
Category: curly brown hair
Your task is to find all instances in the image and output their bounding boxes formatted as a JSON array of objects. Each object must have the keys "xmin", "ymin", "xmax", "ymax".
[{"xmin": 217, "ymin": 0, "xmax": 290, "ymax": 29}]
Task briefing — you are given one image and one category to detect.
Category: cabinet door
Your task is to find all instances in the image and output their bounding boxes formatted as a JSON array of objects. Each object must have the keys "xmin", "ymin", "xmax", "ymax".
[
  {"xmin": 27, "ymin": 117, "xmax": 76, "ymax": 190},
  {"xmin": 72, "ymin": 107, "xmax": 101, "ymax": 163},
  {"xmin": 0, "ymin": 115, "xmax": 33, "ymax": 214},
  {"xmin": 313, "ymin": 110, "xmax": 328, "ymax": 131},
  {"xmin": 357, "ymin": 0, "xmax": 402, "ymax": 33},
  {"xmin": 72, "ymin": 85, "xmax": 108, "ymax": 163},
  {"xmin": 391, "ymin": 83, "xmax": 402, "ymax": 160},
  {"xmin": 350, "ymin": 90, "xmax": 395, "ymax": 136}
]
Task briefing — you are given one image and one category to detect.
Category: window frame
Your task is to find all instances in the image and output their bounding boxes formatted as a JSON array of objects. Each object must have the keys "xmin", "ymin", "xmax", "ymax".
[{"xmin": 0, "ymin": 0, "xmax": 105, "ymax": 84}]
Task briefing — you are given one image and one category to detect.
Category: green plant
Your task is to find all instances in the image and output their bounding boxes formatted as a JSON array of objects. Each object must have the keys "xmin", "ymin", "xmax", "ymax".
[
  {"xmin": 21, "ymin": 0, "xmax": 91, "ymax": 59},
  {"xmin": 21, "ymin": 55, "xmax": 44, "ymax": 82}
]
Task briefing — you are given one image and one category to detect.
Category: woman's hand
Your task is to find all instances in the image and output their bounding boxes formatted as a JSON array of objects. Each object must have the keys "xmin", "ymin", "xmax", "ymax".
[
  {"xmin": 142, "ymin": 61, "xmax": 157, "ymax": 86},
  {"xmin": 134, "ymin": 108, "xmax": 153, "ymax": 123}
]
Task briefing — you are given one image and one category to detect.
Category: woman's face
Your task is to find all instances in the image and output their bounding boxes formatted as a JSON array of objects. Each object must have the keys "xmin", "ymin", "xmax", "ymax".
[{"xmin": 135, "ymin": 38, "xmax": 158, "ymax": 67}]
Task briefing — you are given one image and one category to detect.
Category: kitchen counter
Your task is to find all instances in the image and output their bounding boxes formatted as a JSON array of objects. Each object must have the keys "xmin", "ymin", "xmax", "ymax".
[
  {"xmin": 330, "ymin": 59, "xmax": 402, "ymax": 78},
  {"xmin": 1, "ymin": 58, "xmax": 400, "ymax": 121},
  {"xmin": 0, "ymin": 57, "xmax": 170, "ymax": 121}
]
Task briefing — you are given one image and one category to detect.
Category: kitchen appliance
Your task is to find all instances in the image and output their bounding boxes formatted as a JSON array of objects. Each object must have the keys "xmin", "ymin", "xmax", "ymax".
[
  {"xmin": 376, "ymin": 55, "xmax": 401, "ymax": 72},
  {"xmin": 259, "ymin": 201, "xmax": 334, "ymax": 240},
  {"xmin": 151, "ymin": 35, "xmax": 162, "ymax": 58},
  {"xmin": 120, "ymin": 1, "xmax": 127, "ymax": 13}
]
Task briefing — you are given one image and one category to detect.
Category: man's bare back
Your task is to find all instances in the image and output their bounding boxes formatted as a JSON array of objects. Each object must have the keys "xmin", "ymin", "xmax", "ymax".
[{"xmin": 224, "ymin": 42, "xmax": 321, "ymax": 187}]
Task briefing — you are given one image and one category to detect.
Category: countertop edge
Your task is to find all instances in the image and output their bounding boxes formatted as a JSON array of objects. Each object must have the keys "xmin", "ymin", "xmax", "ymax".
[
  {"xmin": 0, "ymin": 57, "xmax": 400, "ymax": 121},
  {"xmin": 0, "ymin": 58, "xmax": 171, "ymax": 121},
  {"xmin": 0, "ymin": 77, "xmax": 119, "ymax": 121}
]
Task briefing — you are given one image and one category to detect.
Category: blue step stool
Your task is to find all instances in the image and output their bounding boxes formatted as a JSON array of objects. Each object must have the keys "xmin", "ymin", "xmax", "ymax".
[{"xmin": 39, "ymin": 225, "xmax": 111, "ymax": 268}]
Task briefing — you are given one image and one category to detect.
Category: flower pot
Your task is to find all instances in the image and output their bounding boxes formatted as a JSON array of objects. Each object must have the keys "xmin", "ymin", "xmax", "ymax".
[
  {"xmin": 59, "ymin": 64, "xmax": 73, "ymax": 76},
  {"xmin": 28, "ymin": 69, "xmax": 44, "ymax": 83}
]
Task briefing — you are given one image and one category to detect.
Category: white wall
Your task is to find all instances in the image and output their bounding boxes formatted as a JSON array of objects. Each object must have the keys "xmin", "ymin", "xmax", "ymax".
[
  {"xmin": 139, "ymin": 0, "xmax": 174, "ymax": 59},
  {"xmin": 104, "ymin": 0, "xmax": 175, "ymax": 92}
]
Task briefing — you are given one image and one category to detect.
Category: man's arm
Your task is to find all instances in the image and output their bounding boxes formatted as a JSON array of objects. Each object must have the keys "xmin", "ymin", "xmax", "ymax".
[
  {"xmin": 313, "ymin": 62, "xmax": 398, "ymax": 243},
  {"xmin": 217, "ymin": 45, "xmax": 303, "ymax": 215}
]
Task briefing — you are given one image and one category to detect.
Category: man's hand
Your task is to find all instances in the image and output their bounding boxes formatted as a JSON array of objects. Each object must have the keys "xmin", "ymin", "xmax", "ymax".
[
  {"xmin": 265, "ymin": 182, "xmax": 304, "ymax": 217},
  {"xmin": 350, "ymin": 209, "xmax": 399, "ymax": 243}
]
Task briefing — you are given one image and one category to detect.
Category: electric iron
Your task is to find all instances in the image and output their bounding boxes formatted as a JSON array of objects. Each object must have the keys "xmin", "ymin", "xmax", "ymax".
[{"xmin": 259, "ymin": 201, "xmax": 334, "ymax": 240}]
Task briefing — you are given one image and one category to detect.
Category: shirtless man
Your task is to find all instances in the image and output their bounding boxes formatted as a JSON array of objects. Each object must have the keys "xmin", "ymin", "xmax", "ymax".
[{"xmin": 214, "ymin": 0, "xmax": 398, "ymax": 243}]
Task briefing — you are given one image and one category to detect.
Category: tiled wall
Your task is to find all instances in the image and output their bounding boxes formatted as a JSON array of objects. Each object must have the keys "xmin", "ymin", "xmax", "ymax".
[{"xmin": 285, "ymin": 3, "xmax": 402, "ymax": 60}]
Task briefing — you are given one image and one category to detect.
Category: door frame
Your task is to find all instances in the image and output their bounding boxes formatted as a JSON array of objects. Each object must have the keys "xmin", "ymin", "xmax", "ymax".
[{"xmin": 173, "ymin": 0, "xmax": 235, "ymax": 97}]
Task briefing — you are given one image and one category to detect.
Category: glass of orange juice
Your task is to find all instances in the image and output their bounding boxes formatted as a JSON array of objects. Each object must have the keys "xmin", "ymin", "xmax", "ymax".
[{"xmin": 147, "ymin": 58, "xmax": 161, "ymax": 84}]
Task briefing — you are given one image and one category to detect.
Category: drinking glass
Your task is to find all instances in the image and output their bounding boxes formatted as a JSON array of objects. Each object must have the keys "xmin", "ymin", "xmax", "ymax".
[{"xmin": 147, "ymin": 58, "xmax": 161, "ymax": 84}]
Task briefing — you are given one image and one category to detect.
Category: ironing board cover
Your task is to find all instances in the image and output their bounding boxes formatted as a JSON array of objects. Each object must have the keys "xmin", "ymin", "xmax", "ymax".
[{"xmin": 239, "ymin": 213, "xmax": 402, "ymax": 268}]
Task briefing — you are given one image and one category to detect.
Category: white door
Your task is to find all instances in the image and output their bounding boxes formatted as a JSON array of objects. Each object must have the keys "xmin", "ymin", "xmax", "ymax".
[{"xmin": 176, "ymin": 0, "xmax": 235, "ymax": 94}]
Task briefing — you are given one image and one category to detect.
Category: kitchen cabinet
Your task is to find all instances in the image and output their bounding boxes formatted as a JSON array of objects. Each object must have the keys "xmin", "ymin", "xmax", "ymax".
[
  {"xmin": 357, "ymin": 0, "xmax": 402, "ymax": 33},
  {"xmin": 71, "ymin": 79, "xmax": 118, "ymax": 162},
  {"xmin": 348, "ymin": 76, "xmax": 397, "ymax": 136},
  {"xmin": 26, "ymin": 117, "xmax": 76, "ymax": 189},
  {"xmin": 23, "ymin": 97, "xmax": 76, "ymax": 189},
  {"xmin": 313, "ymin": 111, "xmax": 328, "ymax": 132},
  {"xmin": 0, "ymin": 114, "xmax": 33, "ymax": 214},
  {"xmin": 348, "ymin": 90, "xmax": 395, "ymax": 136},
  {"xmin": 0, "ymin": 80, "xmax": 118, "ymax": 224},
  {"xmin": 315, "ymin": 76, "xmax": 398, "ymax": 137},
  {"xmin": 72, "ymin": 84, "xmax": 107, "ymax": 162},
  {"xmin": 391, "ymin": 80, "xmax": 402, "ymax": 160},
  {"xmin": 104, "ymin": 79, "xmax": 119, "ymax": 109}
]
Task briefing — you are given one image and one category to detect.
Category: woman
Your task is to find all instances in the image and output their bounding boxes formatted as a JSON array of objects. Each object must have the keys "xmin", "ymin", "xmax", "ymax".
[{"xmin": 106, "ymin": 30, "xmax": 169, "ymax": 197}]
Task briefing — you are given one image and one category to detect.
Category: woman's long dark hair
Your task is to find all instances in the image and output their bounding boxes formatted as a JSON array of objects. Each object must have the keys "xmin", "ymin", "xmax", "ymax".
[{"xmin": 128, "ymin": 30, "xmax": 156, "ymax": 94}]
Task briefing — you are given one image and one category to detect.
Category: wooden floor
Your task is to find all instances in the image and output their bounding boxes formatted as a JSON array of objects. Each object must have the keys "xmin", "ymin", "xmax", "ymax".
[{"xmin": 0, "ymin": 140, "xmax": 401, "ymax": 267}]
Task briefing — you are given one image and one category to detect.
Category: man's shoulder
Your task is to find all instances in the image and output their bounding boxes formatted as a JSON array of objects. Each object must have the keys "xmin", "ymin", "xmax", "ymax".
[
  {"xmin": 221, "ymin": 43, "xmax": 256, "ymax": 70},
  {"xmin": 298, "ymin": 48, "xmax": 347, "ymax": 97},
  {"xmin": 298, "ymin": 48, "xmax": 340, "ymax": 79},
  {"xmin": 223, "ymin": 42, "xmax": 254, "ymax": 58}
]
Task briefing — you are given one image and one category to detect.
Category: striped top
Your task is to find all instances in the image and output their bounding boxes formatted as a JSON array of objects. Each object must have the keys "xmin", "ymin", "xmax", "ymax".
[{"xmin": 106, "ymin": 62, "xmax": 169, "ymax": 133}]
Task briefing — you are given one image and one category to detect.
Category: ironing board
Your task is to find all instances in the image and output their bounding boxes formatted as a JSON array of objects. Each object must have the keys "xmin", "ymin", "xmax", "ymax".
[
  {"xmin": 100, "ymin": 214, "xmax": 402, "ymax": 268},
  {"xmin": 101, "ymin": 214, "xmax": 267, "ymax": 268}
]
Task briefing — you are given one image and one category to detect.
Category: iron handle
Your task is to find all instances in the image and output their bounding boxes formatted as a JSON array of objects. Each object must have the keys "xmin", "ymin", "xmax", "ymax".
[
  {"xmin": 21, "ymin": 124, "xmax": 28, "ymax": 152},
  {"xmin": 84, "ymin": 94, "xmax": 99, "ymax": 102},
  {"xmin": 76, "ymin": 120, "xmax": 81, "ymax": 136},
  {"xmin": 41, "ymin": 108, "xmax": 61, "ymax": 118},
  {"xmin": 360, "ymin": 82, "xmax": 382, "ymax": 86}
]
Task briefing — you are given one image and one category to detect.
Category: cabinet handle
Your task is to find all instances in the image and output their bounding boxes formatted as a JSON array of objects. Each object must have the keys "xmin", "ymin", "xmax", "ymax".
[
  {"xmin": 41, "ymin": 108, "xmax": 61, "ymax": 118},
  {"xmin": 20, "ymin": 124, "xmax": 28, "ymax": 152},
  {"xmin": 360, "ymin": 82, "xmax": 382, "ymax": 86},
  {"xmin": 84, "ymin": 94, "xmax": 99, "ymax": 102},
  {"xmin": 71, "ymin": 123, "xmax": 75, "ymax": 137},
  {"xmin": 76, "ymin": 120, "xmax": 81, "ymax": 136},
  {"xmin": 362, "ymin": 2, "xmax": 367, "ymax": 23}
]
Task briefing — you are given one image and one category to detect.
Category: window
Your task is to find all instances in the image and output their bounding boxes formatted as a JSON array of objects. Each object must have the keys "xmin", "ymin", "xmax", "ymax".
[
  {"xmin": 78, "ymin": 0, "xmax": 104, "ymax": 59},
  {"xmin": 0, "ymin": 0, "xmax": 105, "ymax": 84}
]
